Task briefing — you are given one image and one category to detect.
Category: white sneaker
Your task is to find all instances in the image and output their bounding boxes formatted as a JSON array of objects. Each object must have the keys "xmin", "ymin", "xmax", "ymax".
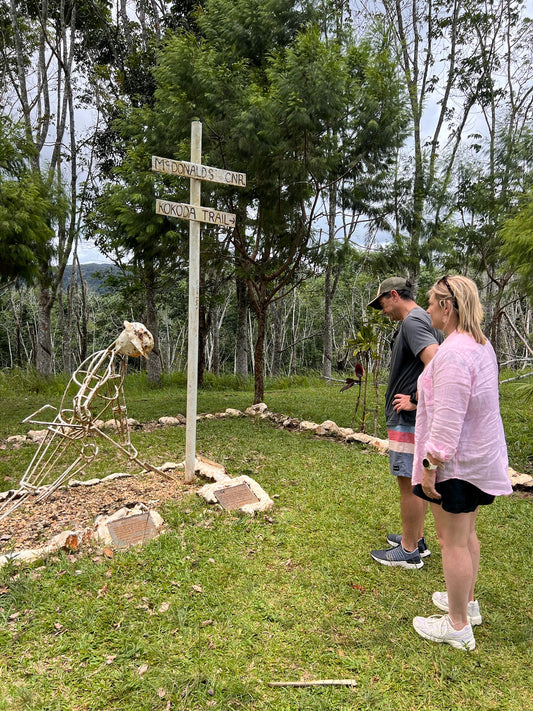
[
  {"xmin": 432, "ymin": 591, "xmax": 482, "ymax": 626},
  {"xmin": 413, "ymin": 614, "xmax": 475, "ymax": 651}
]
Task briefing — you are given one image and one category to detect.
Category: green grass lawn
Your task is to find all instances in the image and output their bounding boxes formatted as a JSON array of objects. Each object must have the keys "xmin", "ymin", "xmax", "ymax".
[{"xmin": 0, "ymin": 372, "xmax": 531, "ymax": 710}]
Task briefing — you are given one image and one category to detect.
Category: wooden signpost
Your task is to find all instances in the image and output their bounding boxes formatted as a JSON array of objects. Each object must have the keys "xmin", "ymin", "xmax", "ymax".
[{"xmin": 152, "ymin": 121, "xmax": 246, "ymax": 483}]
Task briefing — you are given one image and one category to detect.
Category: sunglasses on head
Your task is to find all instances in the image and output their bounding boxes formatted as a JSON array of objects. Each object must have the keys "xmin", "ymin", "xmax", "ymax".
[{"xmin": 440, "ymin": 276, "xmax": 458, "ymax": 309}]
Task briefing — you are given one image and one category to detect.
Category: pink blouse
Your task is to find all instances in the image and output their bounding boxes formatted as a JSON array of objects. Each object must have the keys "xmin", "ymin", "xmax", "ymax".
[{"xmin": 413, "ymin": 330, "xmax": 512, "ymax": 496}]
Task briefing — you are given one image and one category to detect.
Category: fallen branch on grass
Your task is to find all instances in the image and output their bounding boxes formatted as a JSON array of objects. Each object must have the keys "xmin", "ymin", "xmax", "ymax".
[{"xmin": 268, "ymin": 679, "xmax": 357, "ymax": 688}]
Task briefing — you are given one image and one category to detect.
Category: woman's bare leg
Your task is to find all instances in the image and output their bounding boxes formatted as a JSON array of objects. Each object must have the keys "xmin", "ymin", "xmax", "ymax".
[{"xmin": 431, "ymin": 504, "xmax": 479, "ymax": 629}]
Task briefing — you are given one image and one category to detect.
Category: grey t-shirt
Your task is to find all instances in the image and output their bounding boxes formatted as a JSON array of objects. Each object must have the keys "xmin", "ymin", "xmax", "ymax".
[{"xmin": 385, "ymin": 307, "xmax": 443, "ymax": 427}]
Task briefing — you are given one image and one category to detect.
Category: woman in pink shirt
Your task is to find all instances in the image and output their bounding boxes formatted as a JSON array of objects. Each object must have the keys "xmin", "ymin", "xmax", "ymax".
[{"xmin": 411, "ymin": 275, "xmax": 512, "ymax": 651}]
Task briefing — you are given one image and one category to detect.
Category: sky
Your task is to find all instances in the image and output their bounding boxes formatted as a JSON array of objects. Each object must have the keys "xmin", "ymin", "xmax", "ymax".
[{"xmin": 77, "ymin": 238, "xmax": 111, "ymax": 264}]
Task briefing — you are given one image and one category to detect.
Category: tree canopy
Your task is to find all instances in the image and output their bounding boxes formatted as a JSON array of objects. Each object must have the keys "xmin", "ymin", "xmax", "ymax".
[
  {"xmin": 94, "ymin": 0, "xmax": 408, "ymax": 399},
  {"xmin": 1, "ymin": 0, "xmax": 532, "ymax": 383}
]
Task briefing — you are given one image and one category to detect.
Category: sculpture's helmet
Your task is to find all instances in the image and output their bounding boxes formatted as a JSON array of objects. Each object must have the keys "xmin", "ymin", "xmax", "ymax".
[{"xmin": 115, "ymin": 321, "xmax": 154, "ymax": 359}]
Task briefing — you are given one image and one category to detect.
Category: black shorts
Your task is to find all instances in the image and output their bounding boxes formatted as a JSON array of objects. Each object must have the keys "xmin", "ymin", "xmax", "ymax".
[{"xmin": 413, "ymin": 478, "xmax": 495, "ymax": 514}]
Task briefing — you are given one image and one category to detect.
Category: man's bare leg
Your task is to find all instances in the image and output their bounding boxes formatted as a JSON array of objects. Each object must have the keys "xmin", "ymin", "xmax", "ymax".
[{"xmin": 398, "ymin": 476, "xmax": 427, "ymax": 552}]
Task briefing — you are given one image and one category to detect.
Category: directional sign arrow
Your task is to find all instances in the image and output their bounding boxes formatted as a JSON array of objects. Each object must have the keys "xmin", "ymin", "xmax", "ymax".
[{"xmin": 156, "ymin": 199, "xmax": 236, "ymax": 228}]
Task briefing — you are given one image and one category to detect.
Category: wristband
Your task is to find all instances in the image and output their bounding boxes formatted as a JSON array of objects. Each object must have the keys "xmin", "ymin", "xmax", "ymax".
[{"xmin": 422, "ymin": 457, "xmax": 438, "ymax": 470}]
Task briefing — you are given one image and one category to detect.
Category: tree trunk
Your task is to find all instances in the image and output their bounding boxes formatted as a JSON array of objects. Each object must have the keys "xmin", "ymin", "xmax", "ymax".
[
  {"xmin": 9, "ymin": 289, "xmax": 25, "ymax": 368},
  {"xmin": 77, "ymin": 267, "xmax": 89, "ymax": 364},
  {"xmin": 63, "ymin": 262, "xmax": 77, "ymax": 372},
  {"xmin": 235, "ymin": 275, "xmax": 249, "ymax": 377},
  {"xmin": 37, "ymin": 285, "xmax": 54, "ymax": 377},
  {"xmin": 198, "ymin": 300, "xmax": 209, "ymax": 387},
  {"xmin": 253, "ymin": 307, "xmax": 267, "ymax": 404},
  {"xmin": 322, "ymin": 183, "xmax": 337, "ymax": 379},
  {"xmin": 211, "ymin": 305, "xmax": 220, "ymax": 376},
  {"xmin": 271, "ymin": 301, "xmax": 284, "ymax": 376},
  {"xmin": 144, "ymin": 276, "xmax": 161, "ymax": 385}
]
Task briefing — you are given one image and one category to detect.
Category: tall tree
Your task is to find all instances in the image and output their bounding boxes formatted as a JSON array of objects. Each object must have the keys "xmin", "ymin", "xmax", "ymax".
[
  {"xmin": 83, "ymin": 0, "xmax": 198, "ymax": 384},
  {"xmin": 318, "ymin": 5, "xmax": 408, "ymax": 379},
  {"xmin": 149, "ymin": 0, "xmax": 408, "ymax": 401},
  {"xmin": 102, "ymin": 0, "xmax": 316, "ymax": 399},
  {"xmin": 432, "ymin": 0, "xmax": 533, "ymax": 354},
  {"xmin": 352, "ymin": 0, "xmax": 508, "ymax": 287},
  {"xmin": 91, "ymin": 137, "xmax": 188, "ymax": 385},
  {"xmin": 0, "ymin": 0, "xmax": 119, "ymax": 374}
]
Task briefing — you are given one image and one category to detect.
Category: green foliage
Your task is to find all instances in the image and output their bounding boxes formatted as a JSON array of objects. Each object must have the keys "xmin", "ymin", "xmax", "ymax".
[
  {"xmin": 199, "ymin": 0, "xmax": 312, "ymax": 63},
  {"xmin": 148, "ymin": 1, "xmax": 406, "ymax": 401},
  {"xmin": 346, "ymin": 311, "xmax": 392, "ymax": 431},
  {"xmin": 0, "ymin": 120, "xmax": 58, "ymax": 284},
  {"xmin": 86, "ymin": 0, "xmax": 408, "ymax": 399},
  {"xmin": 500, "ymin": 188, "xmax": 533, "ymax": 301}
]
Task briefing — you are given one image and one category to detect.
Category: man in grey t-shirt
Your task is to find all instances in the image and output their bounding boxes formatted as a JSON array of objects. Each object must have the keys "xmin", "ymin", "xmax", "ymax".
[{"xmin": 368, "ymin": 277, "xmax": 443, "ymax": 568}]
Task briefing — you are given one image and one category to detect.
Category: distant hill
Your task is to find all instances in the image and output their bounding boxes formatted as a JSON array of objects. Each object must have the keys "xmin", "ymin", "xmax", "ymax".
[{"xmin": 63, "ymin": 263, "xmax": 119, "ymax": 294}]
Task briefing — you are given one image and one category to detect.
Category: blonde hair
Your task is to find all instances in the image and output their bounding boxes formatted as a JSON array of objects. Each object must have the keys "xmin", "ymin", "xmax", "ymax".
[{"xmin": 430, "ymin": 275, "xmax": 486, "ymax": 345}]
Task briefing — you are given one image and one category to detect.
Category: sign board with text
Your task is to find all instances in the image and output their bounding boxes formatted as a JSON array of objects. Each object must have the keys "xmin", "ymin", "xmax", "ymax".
[
  {"xmin": 155, "ymin": 199, "xmax": 236, "ymax": 228},
  {"xmin": 152, "ymin": 155, "xmax": 246, "ymax": 187}
]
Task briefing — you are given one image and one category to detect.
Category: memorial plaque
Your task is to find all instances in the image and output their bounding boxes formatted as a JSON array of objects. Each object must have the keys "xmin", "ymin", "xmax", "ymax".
[
  {"xmin": 214, "ymin": 482, "xmax": 260, "ymax": 510},
  {"xmin": 107, "ymin": 512, "xmax": 159, "ymax": 548}
]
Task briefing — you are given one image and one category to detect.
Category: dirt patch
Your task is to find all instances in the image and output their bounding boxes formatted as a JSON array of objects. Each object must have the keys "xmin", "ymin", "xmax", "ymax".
[{"xmin": 0, "ymin": 471, "xmax": 194, "ymax": 555}]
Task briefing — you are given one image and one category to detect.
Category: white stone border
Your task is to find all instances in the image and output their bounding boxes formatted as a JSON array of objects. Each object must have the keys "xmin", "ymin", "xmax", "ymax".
[
  {"xmin": 0, "ymin": 503, "xmax": 164, "ymax": 568},
  {"xmin": 1, "ymin": 401, "xmax": 530, "ymax": 519}
]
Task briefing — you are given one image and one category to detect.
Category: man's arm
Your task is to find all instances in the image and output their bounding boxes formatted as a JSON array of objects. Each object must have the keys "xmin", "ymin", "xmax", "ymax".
[{"xmin": 419, "ymin": 343, "xmax": 439, "ymax": 367}]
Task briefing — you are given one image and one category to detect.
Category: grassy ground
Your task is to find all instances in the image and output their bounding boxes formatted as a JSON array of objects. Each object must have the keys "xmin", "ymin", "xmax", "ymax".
[{"xmin": 0, "ymin": 372, "xmax": 531, "ymax": 710}]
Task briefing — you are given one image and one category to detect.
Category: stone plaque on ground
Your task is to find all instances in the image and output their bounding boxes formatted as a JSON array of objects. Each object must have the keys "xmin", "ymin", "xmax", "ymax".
[
  {"xmin": 214, "ymin": 482, "xmax": 260, "ymax": 510},
  {"xmin": 107, "ymin": 512, "xmax": 159, "ymax": 548}
]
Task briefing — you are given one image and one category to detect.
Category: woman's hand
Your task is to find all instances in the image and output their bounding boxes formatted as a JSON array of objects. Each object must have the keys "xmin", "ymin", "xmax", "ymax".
[{"xmin": 422, "ymin": 467, "xmax": 441, "ymax": 500}]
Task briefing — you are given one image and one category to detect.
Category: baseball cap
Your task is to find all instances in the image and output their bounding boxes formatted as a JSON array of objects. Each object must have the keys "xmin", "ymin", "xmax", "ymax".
[{"xmin": 367, "ymin": 276, "xmax": 412, "ymax": 309}]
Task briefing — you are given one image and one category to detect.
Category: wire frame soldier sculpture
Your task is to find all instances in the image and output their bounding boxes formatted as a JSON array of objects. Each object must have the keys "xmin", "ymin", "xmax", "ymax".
[{"xmin": 0, "ymin": 322, "xmax": 173, "ymax": 524}]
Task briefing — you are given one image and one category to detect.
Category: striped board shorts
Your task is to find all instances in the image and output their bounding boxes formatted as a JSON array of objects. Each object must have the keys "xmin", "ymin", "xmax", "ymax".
[{"xmin": 387, "ymin": 425, "xmax": 415, "ymax": 478}]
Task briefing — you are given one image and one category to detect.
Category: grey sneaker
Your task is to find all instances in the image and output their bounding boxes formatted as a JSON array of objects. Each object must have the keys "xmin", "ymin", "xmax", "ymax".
[
  {"xmin": 387, "ymin": 533, "xmax": 431, "ymax": 558},
  {"xmin": 432, "ymin": 591, "xmax": 482, "ymax": 626},
  {"xmin": 371, "ymin": 545, "xmax": 423, "ymax": 569},
  {"xmin": 413, "ymin": 614, "xmax": 475, "ymax": 650}
]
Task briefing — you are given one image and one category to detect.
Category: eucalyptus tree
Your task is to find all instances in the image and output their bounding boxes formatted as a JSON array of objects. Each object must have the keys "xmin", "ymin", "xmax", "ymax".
[
  {"xmin": 84, "ymin": 0, "xmax": 197, "ymax": 181},
  {"xmin": 431, "ymin": 1, "xmax": 533, "ymax": 355},
  {"xmin": 350, "ymin": 0, "xmax": 520, "ymax": 288},
  {"xmin": 443, "ymin": 133, "xmax": 533, "ymax": 350},
  {"xmin": 317, "ymin": 4, "xmax": 409, "ymax": 379},
  {"xmin": 0, "ymin": 0, "xmax": 123, "ymax": 375},
  {"xmin": 82, "ymin": 0, "xmax": 198, "ymax": 384}
]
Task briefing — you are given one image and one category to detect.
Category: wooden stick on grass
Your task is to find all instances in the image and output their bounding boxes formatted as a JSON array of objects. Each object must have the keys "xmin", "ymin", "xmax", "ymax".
[{"xmin": 268, "ymin": 679, "xmax": 357, "ymax": 688}]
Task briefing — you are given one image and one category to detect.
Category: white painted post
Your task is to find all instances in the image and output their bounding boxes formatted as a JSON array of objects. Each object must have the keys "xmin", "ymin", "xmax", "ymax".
[
  {"xmin": 152, "ymin": 123, "xmax": 245, "ymax": 483},
  {"xmin": 184, "ymin": 120, "xmax": 202, "ymax": 483}
]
